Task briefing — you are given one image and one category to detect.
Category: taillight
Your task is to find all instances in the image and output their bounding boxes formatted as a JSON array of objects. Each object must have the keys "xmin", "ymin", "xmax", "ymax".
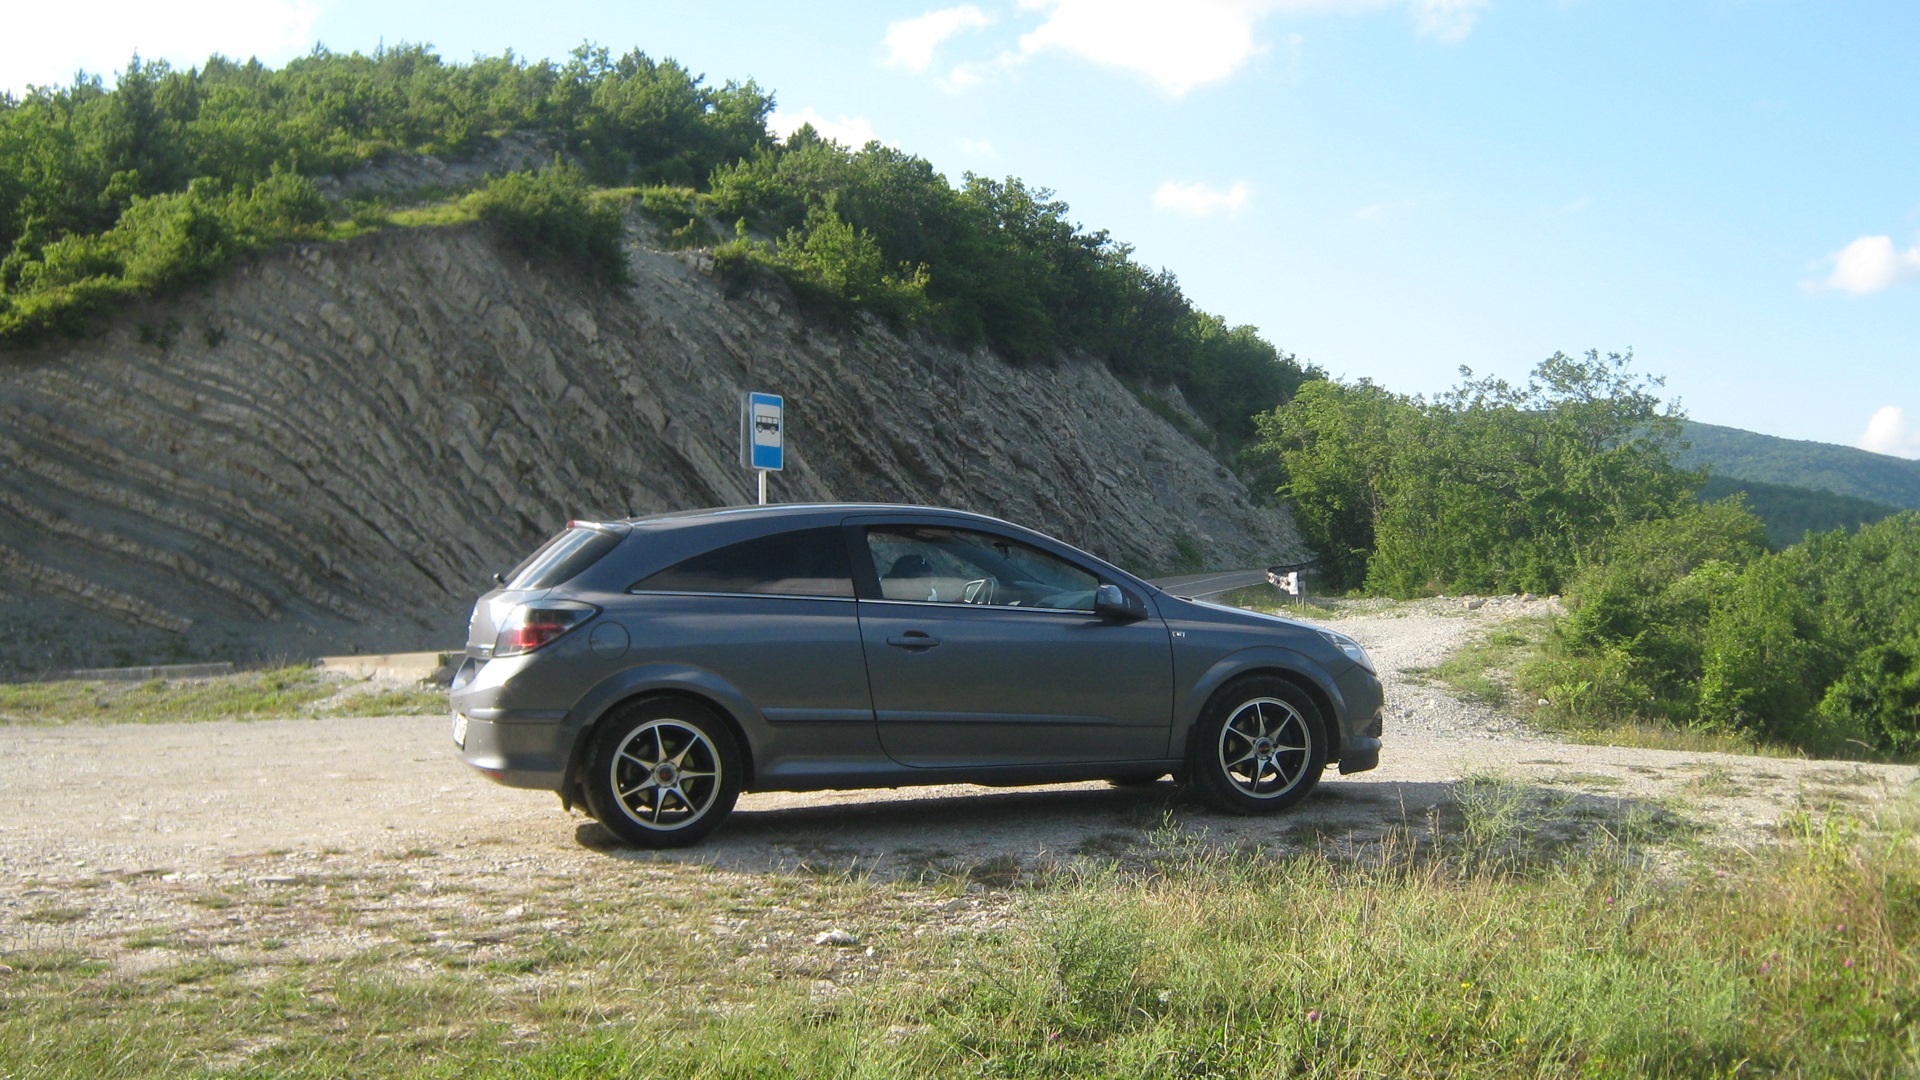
[{"xmin": 493, "ymin": 601, "xmax": 598, "ymax": 657}]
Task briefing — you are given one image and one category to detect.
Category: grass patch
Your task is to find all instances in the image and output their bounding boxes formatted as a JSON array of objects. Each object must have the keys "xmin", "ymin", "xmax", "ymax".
[
  {"xmin": 1678, "ymin": 765, "xmax": 1755, "ymax": 799},
  {"xmin": 20, "ymin": 906, "xmax": 87, "ymax": 925},
  {"xmin": 3, "ymin": 794, "xmax": 1915, "ymax": 1078},
  {"xmin": 0, "ymin": 667, "xmax": 334, "ymax": 725},
  {"xmin": 330, "ymin": 685, "xmax": 448, "ymax": 716},
  {"xmin": 0, "ymin": 667, "xmax": 447, "ymax": 725},
  {"xmin": 1403, "ymin": 616, "xmax": 1552, "ymax": 708},
  {"xmin": 1406, "ymin": 612, "xmax": 1822, "ymax": 759}
]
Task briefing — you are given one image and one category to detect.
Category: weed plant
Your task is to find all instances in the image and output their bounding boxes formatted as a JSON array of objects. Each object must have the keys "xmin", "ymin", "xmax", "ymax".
[{"xmin": 3, "ymin": 787, "xmax": 1914, "ymax": 1077}]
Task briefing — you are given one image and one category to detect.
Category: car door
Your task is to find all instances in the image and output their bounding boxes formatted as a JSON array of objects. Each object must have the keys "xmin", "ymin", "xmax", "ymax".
[
  {"xmin": 624, "ymin": 525, "xmax": 882, "ymax": 782},
  {"xmin": 850, "ymin": 520, "xmax": 1174, "ymax": 768}
]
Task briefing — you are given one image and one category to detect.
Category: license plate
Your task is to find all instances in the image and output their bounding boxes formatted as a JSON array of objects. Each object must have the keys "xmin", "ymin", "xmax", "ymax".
[{"xmin": 451, "ymin": 711, "xmax": 469, "ymax": 748}]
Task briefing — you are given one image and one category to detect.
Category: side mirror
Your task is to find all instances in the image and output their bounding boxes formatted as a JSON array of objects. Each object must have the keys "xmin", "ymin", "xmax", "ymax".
[{"xmin": 1095, "ymin": 583, "xmax": 1147, "ymax": 622}]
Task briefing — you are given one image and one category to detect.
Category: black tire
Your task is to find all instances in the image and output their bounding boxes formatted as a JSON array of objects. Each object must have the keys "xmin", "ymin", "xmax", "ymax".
[
  {"xmin": 1188, "ymin": 676, "xmax": 1327, "ymax": 814},
  {"xmin": 581, "ymin": 697, "xmax": 742, "ymax": 848}
]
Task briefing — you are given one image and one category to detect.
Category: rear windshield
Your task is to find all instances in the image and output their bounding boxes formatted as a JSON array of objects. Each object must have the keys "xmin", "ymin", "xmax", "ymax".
[{"xmin": 503, "ymin": 526, "xmax": 622, "ymax": 590}]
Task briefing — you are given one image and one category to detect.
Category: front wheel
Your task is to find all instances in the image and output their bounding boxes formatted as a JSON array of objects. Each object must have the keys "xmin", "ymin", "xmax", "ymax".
[
  {"xmin": 1188, "ymin": 677, "xmax": 1327, "ymax": 814},
  {"xmin": 582, "ymin": 698, "xmax": 742, "ymax": 847}
]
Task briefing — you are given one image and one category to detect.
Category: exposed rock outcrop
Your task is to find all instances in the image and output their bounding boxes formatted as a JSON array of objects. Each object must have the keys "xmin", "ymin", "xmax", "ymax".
[{"xmin": 0, "ymin": 216, "xmax": 1303, "ymax": 673}]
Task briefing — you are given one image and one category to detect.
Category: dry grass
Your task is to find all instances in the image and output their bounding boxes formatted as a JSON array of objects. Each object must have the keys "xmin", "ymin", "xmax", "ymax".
[
  {"xmin": 0, "ymin": 666, "xmax": 446, "ymax": 725},
  {"xmin": 3, "ymin": 786, "xmax": 1914, "ymax": 1078}
]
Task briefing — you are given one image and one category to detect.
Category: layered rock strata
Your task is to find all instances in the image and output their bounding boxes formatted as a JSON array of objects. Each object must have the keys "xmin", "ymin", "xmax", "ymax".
[{"xmin": 0, "ymin": 217, "xmax": 1302, "ymax": 672}]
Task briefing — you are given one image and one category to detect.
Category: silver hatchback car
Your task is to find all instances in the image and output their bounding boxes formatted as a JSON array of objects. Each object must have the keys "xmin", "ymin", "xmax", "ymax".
[{"xmin": 452, "ymin": 504, "xmax": 1383, "ymax": 846}]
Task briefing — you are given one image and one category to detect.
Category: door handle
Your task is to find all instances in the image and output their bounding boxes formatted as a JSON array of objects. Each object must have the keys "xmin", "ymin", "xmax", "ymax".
[{"xmin": 886, "ymin": 631, "xmax": 941, "ymax": 650}]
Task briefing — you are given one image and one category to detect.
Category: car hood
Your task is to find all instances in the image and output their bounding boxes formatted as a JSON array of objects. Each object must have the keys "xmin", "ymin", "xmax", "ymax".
[{"xmin": 1174, "ymin": 595, "xmax": 1317, "ymax": 633}]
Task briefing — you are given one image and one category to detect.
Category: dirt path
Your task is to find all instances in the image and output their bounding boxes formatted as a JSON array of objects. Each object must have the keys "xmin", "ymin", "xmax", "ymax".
[{"xmin": 3, "ymin": 601, "xmax": 1914, "ymax": 951}]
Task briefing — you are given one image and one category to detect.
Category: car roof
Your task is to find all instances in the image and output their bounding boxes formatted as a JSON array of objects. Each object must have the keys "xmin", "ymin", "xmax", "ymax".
[
  {"xmin": 581, "ymin": 503, "xmax": 1153, "ymax": 592},
  {"xmin": 605, "ymin": 503, "xmax": 1023, "ymax": 533}
]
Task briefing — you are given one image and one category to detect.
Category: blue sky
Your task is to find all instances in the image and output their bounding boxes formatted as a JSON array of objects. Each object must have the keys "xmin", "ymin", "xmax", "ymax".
[{"xmin": 7, "ymin": 1, "xmax": 1917, "ymax": 455}]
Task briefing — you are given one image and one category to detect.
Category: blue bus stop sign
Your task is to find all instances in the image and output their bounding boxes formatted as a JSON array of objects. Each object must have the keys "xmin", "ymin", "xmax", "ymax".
[{"xmin": 742, "ymin": 392, "xmax": 784, "ymax": 471}]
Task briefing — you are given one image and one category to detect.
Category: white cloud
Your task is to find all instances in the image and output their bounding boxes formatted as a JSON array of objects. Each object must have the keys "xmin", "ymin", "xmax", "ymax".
[
  {"xmin": 1017, "ymin": 0, "xmax": 1273, "ymax": 96},
  {"xmin": 960, "ymin": 137, "xmax": 998, "ymax": 156},
  {"xmin": 1154, "ymin": 180, "xmax": 1253, "ymax": 217},
  {"xmin": 0, "ymin": 0, "xmax": 317, "ymax": 95},
  {"xmin": 767, "ymin": 108, "xmax": 883, "ymax": 149},
  {"xmin": 1858, "ymin": 406, "xmax": 1920, "ymax": 459},
  {"xmin": 885, "ymin": 6, "xmax": 995, "ymax": 71},
  {"xmin": 1413, "ymin": 0, "xmax": 1490, "ymax": 44},
  {"xmin": 996, "ymin": 0, "xmax": 1484, "ymax": 96},
  {"xmin": 1824, "ymin": 235, "xmax": 1920, "ymax": 295}
]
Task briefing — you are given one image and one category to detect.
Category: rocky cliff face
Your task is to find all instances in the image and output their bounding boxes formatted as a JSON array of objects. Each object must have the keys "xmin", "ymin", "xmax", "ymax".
[{"xmin": 0, "ymin": 216, "xmax": 1303, "ymax": 673}]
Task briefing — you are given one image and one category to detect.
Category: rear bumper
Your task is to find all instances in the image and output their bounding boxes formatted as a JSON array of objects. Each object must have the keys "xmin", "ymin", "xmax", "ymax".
[{"xmin": 453, "ymin": 710, "xmax": 566, "ymax": 790}]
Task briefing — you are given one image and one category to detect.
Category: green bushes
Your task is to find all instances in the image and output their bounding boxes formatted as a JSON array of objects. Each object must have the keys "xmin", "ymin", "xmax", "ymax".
[
  {"xmin": 1527, "ymin": 509, "xmax": 1920, "ymax": 756},
  {"xmin": 466, "ymin": 164, "xmax": 630, "ymax": 284},
  {"xmin": 1256, "ymin": 350, "xmax": 1696, "ymax": 595},
  {"xmin": 700, "ymin": 132, "xmax": 1318, "ymax": 441},
  {"xmin": 2, "ymin": 47, "xmax": 1315, "ymax": 449},
  {"xmin": 0, "ymin": 45, "xmax": 767, "ymax": 345},
  {"xmin": 0, "ymin": 170, "xmax": 327, "ymax": 342}
]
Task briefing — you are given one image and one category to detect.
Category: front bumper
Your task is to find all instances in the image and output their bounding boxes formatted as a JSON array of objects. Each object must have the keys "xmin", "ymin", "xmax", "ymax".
[
  {"xmin": 1335, "ymin": 667, "xmax": 1386, "ymax": 775},
  {"xmin": 1338, "ymin": 736, "xmax": 1381, "ymax": 774}
]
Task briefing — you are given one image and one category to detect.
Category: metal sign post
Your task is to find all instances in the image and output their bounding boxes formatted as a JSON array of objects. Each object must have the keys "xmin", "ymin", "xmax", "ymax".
[{"xmin": 740, "ymin": 391, "xmax": 784, "ymax": 505}]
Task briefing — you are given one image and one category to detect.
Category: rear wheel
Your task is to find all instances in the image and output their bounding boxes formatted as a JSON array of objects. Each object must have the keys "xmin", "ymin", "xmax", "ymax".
[
  {"xmin": 582, "ymin": 698, "xmax": 742, "ymax": 847},
  {"xmin": 1188, "ymin": 677, "xmax": 1326, "ymax": 814}
]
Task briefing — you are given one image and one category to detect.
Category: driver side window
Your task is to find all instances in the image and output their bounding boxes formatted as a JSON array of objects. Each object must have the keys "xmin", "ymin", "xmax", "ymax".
[{"xmin": 864, "ymin": 526, "xmax": 1098, "ymax": 611}]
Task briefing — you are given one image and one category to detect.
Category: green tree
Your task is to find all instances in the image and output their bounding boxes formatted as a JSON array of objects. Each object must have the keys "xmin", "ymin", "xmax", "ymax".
[
  {"xmin": 1254, "ymin": 378, "xmax": 1411, "ymax": 588},
  {"xmin": 1256, "ymin": 351, "xmax": 1696, "ymax": 595}
]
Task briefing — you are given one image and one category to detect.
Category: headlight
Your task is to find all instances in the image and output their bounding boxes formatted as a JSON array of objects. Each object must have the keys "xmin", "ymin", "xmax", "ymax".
[{"xmin": 1317, "ymin": 629, "xmax": 1375, "ymax": 674}]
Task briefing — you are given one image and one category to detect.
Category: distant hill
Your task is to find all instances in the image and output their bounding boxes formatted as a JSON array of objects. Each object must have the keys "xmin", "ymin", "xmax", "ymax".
[
  {"xmin": 1678, "ymin": 421, "xmax": 1920, "ymax": 510},
  {"xmin": 1698, "ymin": 475, "xmax": 1899, "ymax": 548}
]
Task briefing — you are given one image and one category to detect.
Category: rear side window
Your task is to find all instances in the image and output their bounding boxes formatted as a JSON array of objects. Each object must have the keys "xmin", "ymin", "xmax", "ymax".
[
  {"xmin": 633, "ymin": 527, "xmax": 855, "ymax": 598},
  {"xmin": 504, "ymin": 526, "xmax": 622, "ymax": 590}
]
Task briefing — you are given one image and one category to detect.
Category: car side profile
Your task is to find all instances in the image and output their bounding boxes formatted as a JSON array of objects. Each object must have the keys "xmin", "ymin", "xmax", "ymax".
[{"xmin": 451, "ymin": 504, "xmax": 1384, "ymax": 846}]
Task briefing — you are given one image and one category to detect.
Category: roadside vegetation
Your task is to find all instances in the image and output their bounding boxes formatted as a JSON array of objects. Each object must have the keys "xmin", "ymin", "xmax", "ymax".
[
  {"xmin": 1254, "ymin": 351, "xmax": 1920, "ymax": 760},
  {"xmin": 0, "ymin": 665, "xmax": 445, "ymax": 724},
  {"xmin": 0, "ymin": 45, "xmax": 1315, "ymax": 448},
  {"xmin": 1699, "ymin": 473, "xmax": 1898, "ymax": 549},
  {"xmin": 3, "ymin": 784, "xmax": 1912, "ymax": 1078}
]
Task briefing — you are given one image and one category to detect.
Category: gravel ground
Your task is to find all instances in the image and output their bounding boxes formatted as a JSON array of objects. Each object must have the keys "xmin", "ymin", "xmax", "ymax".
[{"xmin": 3, "ymin": 598, "xmax": 1915, "ymax": 957}]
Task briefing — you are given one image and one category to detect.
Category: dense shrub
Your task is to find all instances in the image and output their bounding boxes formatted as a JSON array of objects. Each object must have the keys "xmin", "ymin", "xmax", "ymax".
[
  {"xmin": 1256, "ymin": 351, "xmax": 1696, "ymax": 595},
  {"xmin": 0, "ymin": 45, "xmax": 761, "ymax": 344},
  {"xmin": 701, "ymin": 131, "xmax": 1317, "ymax": 441},
  {"xmin": 1541, "ymin": 499, "xmax": 1768, "ymax": 724},
  {"xmin": 467, "ymin": 164, "xmax": 630, "ymax": 284},
  {"xmin": 0, "ymin": 170, "xmax": 326, "ymax": 341},
  {"xmin": 1529, "ymin": 510, "xmax": 1920, "ymax": 756}
]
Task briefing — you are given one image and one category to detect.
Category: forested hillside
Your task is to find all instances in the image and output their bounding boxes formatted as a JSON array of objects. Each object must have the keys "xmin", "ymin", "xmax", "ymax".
[
  {"xmin": 1697, "ymin": 474, "xmax": 1896, "ymax": 548},
  {"xmin": 1679, "ymin": 421, "xmax": 1920, "ymax": 509},
  {"xmin": 0, "ymin": 45, "xmax": 1314, "ymax": 449}
]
